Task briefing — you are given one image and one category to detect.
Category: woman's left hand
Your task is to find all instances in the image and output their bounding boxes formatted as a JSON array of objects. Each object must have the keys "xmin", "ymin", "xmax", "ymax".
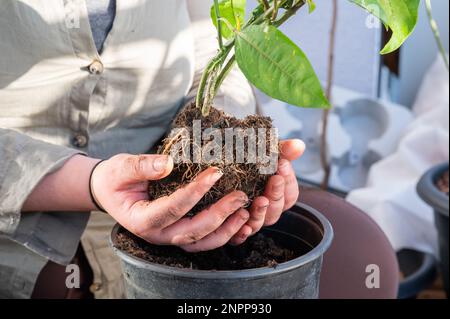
[{"xmin": 230, "ymin": 139, "xmax": 305, "ymax": 245}]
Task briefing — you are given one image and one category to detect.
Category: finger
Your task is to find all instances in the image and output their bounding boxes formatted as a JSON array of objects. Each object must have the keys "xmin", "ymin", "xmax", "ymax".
[
  {"xmin": 160, "ymin": 191, "xmax": 248, "ymax": 246},
  {"xmin": 263, "ymin": 175, "xmax": 285, "ymax": 226},
  {"xmin": 181, "ymin": 209, "xmax": 250, "ymax": 252},
  {"xmin": 277, "ymin": 159, "xmax": 300, "ymax": 211},
  {"xmin": 279, "ymin": 139, "xmax": 305, "ymax": 161},
  {"xmin": 246, "ymin": 196, "xmax": 270, "ymax": 235},
  {"xmin": 229, "ymin": 225, "xmax": 253, "ymax": 246},
  {"xmin": 228, "ymin": 196, "xmax": 269, "ymax": 246},
  {"xmin": 119, "ymin": 154, "xmax": 174, "ymax": 183},
  {"xmin": 130, "ymin": 167, "xmax": 223, "ymax": 233}
]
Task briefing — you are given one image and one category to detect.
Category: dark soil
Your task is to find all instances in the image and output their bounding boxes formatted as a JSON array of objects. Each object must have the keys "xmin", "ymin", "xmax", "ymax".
[
  {"xmin": 134, "ymin": 104, "xmax": 287, "ymax": 270},
  {"xmin": 436, "ymin": 170, "xmax": 449, "ymax": 195},
  {"xmin": 148, "ymin": 102, "xmax": 278, "ymax": 215},
  {"xmin": 115, "ymin": 229, "xmax": 298, "ymax": 270}
]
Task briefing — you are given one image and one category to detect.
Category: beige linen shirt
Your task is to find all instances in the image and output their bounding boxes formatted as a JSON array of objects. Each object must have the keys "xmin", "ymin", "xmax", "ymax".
[{"xmin": 0, "ymin": 0, "xmax": 255, "ymax": 298}]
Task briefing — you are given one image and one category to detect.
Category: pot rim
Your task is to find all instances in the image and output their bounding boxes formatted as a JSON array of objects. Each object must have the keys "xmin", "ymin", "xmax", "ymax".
[
  {"xmin": 110, "ymin": 203, "xmax": 333, "ymax": 279},
  {"xmin": 417, "ymin": 162, "xmax": 449, "ymax": 216}
]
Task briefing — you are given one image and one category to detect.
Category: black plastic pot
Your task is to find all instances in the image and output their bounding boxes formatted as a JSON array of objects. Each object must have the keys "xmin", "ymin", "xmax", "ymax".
[
  {"xmin": 110, "ymin": 203, "xmax": 333, "ymax": 299},
  {"xmin": 417, "ymin": 162, "xmax": 449, "ymax": 297},
  {"xmin": 397, "ymin": 249, "xmax": 437, "ymax": 299}
]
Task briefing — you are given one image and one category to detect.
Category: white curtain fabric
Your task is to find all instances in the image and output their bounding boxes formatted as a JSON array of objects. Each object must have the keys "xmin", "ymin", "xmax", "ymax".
[{"xmin": 347, "ymin": 56, "xmax": 449, "ymax": 257}]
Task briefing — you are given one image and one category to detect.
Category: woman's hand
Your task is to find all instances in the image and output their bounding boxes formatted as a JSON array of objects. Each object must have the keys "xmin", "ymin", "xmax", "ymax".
[
  {"xmin": 91, "ymin": 154, "xmax": 250, "ymax": 252},
  {"xmin": 230, "ymin": 139, "xmax": 305, "ymax": 245},
  {"xmin": 23, "ymin": 139, "xmax": 304, "ymax": 252}
]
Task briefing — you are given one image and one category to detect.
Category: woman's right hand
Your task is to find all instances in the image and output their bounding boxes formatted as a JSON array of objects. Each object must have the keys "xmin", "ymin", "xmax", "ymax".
[{"xmin": 91, "ymin": 154, "xmax": 251, "ymax": 252}]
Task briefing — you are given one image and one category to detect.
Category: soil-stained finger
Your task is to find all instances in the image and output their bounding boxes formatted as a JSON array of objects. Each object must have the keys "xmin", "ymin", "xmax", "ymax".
[
  {"xmin": 263, "ymin": 175, "xmax": 285, "ymax": 226},
  {"xmin": 161, "ymin": 191, "xmax": 248, "ymax": 246},
  {"xmin": 118, "ymin": 154, "xmax": 174, "ymax": 183},
  {"xmin": 181, "ymin": 209, "xmax": 250, "ymax": 252},
  {"xmin": 277, "ymin": 159, "xmax": 300, "ymax": 210},
  {"xmin": 132, "ymin": 167, "xmax": 223, "ymax": 231},
  {"xmin": 246, "ymin": 196, "xmax": 270, "ymax": 235},
  {"xmin": 229, "ymin": 224, "xmax": 253, "ymax": 246}
]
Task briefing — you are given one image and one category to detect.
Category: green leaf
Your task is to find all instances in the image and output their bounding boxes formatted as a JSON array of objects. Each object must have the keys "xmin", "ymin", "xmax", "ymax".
[
  {"xmin": 350, "ymin": 0, "xmax": 420, "ymax": 54},
  {"xmin": 306, "ymin": 0, "xmax": 316, "ymax": 13},
  {"xmin": 235, "ymin": 25, "xmax": 330, "ymax": 109},
  {"xmin": 211, "ymin": 0, "xmax": 246, "ymax": 39}
]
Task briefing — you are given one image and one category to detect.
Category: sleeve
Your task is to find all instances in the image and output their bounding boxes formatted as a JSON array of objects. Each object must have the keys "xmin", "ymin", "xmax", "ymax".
[
  {"xmin": 0, "ymin": 128, "xmax": 83, "ymax": 235},
  {"xmin": 186, "ymin": 0, "xmax": 256, "ymax": 119}
]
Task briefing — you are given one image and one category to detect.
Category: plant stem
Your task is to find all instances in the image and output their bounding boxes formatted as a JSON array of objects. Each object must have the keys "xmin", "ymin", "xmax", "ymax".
[
  {"xmin": 202, "ymin": 66, "xmax": 220, "ymax": 116},
  {"xmin": 274, "ymin": 0, "xmax": 306, "ymax": 27},
  {"xmin": 425, "ymin": 0, "xmax": 449, "ymax": 71},
  {"xmin": 260, "ymin": 0, "xmax": 270, "ymax": 11},
  {"xmin": 197, "ymin": 0, "xmax": 306, "ymax": 115},
  {"xmin": 196, "ymin": 55, "xmax": 221, "ymax": 109},
  {"xmin": 272, "ymin": 0, "xmax": 279, "ymax": 21},
  {"xmin": 320, "ymin": 0, "xmax": 338, "ymax": 190},
  {"xmin": 200, "ymin": 51, "xmax": 236, "ymax": 115},
  {"xmin": 197, "ymin": 2, "xmax": 277, "ymax": 112},
  {"xmin": 247, "ymin": 0, "xmax": 291, "ymax": 27},
  {"xmin": 214, "ymin": 0, "xmax": 224, "ymax": 50},
  {"xmin": 214, "ymin": 55, "xmax": 236, "ymax": 93}
]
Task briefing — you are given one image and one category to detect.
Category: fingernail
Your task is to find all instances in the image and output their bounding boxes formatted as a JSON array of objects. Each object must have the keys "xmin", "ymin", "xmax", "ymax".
[
  {"xmin": 240, "ymin": 210, "xmax": 250, "ymax": 221},
  {"xmin": 212, "ymin": 167, "xmax": 224, "ymax": 179},
  {"xmin": 233, "ymin": 197, "xmax": 248, "ymax": 209},
  {"xmin": 239, "ymin": 194, "xmax": 249, "ymax": 206},
  {"xmin": 295, "ymin": 139, "xmax": 306, "ymax": 151},
  {"xmin": 207, "ymin": 167, "xmax": 223, "ymax": 184},
  {"xmin": 153, "ymin": 156, "xmax": 168, "ymax": 172},
  {"xmin": 241, "ymin": 228, "xmax": 252, "ymax": 240}
]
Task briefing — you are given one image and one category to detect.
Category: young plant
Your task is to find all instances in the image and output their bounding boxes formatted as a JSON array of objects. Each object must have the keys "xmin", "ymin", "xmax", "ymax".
[
  {"xmin": 149, "ymin": 0, "xmax": 425, "ymax": 222},
  {"xmin": 196, "ymin": 0, "xmax": 422, "ymax": 116}
]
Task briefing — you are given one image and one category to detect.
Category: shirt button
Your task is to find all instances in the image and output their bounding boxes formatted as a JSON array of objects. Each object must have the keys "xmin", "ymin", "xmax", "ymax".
[
  {"xmin": 88, "ymin": 60, "xmax": 104, "ymax": 75},
  {"xmin": 72, "ymin": 134, "xmax": 88, "ymax": 148},
  {"xmin": 89, "ymin": 283, "xmax": 102, "ymax": 294}
]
